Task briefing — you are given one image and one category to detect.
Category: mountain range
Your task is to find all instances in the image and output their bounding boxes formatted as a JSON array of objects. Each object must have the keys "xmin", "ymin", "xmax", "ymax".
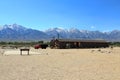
[{"xmin": 0, "ymin": 24, "xmax": 120, "ymax": 42}]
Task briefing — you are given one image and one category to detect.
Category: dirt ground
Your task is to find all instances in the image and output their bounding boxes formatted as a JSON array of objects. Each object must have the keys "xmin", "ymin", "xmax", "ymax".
[{"xmin": 0, "ymin": 47, "xmax": 120, "ymax": 80}]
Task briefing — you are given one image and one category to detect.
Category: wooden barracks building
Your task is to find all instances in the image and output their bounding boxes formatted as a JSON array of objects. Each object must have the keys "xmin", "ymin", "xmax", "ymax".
[{"xmin": 50, "ymin": 39, "xmax": 109, "ymax": 49}]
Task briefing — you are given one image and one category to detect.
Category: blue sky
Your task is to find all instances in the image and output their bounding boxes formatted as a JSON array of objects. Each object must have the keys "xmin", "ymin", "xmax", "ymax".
[{"xmin": 0, "ymin": 0, "xmax": 120, "ymax": 31}]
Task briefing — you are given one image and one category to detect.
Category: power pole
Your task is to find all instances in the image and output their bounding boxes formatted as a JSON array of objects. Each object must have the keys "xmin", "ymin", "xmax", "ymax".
[{"xmin": 57, "ymin": 33, "xmax": 59, "ymax": 39}]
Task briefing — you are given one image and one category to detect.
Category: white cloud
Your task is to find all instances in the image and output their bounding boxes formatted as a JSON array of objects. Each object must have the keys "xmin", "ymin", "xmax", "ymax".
[
  {"xmin": 57, "ymin": 27, "xmax": 65, "ymax": 29},
  {"xmin": 91, "ymin": 26, "xmax": 95, "ymax": 29}
]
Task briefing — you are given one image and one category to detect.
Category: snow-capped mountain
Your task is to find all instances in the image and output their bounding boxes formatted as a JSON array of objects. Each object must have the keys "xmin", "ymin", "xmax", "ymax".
[
  {"xmin": 0, "ymin": 24, "xmax": 120, "ymax": 41},
  {"xmin": 45, "ymin": 28, "xmax": 120, "ymax": 41},
  {"xmin": 0, "ymin": 24, "xmax": 49, "ymax": 41},
  {"xmin": 45, "ymin": 28, "xmax": 69, "ymax": 38},
  {"xmin": 0, "ymin": 24, "xmax": 26, "ymax": 31}
]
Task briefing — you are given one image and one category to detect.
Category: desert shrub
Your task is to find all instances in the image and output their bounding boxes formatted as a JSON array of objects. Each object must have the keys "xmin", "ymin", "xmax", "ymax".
[
  {"xmin": 0, "ymin": 41, "xmax": 50, "ymax": 47},
  {"xmin": 109, "ymin": 42, "xmax": 120, "ymax": 47}
]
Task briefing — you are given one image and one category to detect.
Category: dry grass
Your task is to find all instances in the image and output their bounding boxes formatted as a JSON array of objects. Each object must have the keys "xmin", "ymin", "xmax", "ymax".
[{"xmin": 0, "ymin": 47, "xmax": 120, "ymax": 80}]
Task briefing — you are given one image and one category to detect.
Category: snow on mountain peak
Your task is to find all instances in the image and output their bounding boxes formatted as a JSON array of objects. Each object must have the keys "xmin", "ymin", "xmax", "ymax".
[
  {"xmin": 0, "ymin": 24, "xmax": 27, "ymax": 31},
  {"xmin": 68, "ymin": 28, "xmax": 80, "ymax": 33},
  {"xmin": 0, "ymin": 24, "xmax": 120, "ymax": 41}
]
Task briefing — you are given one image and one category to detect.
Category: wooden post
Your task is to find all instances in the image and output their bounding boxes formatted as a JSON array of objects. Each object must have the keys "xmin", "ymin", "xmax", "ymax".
[
  {"xmin": 27, "ymin": 50, "xmax": 29, "ymax": 55},
  {"xmin": 20, "ymin": 50, "xmax": 22, "ymax": 55}
]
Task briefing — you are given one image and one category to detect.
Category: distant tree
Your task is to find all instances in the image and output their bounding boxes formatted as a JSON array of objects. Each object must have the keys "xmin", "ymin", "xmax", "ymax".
[
  {"xmin": 38, "ymin": 41, "xmax": 44, "ymax": 44},
  {"xmin": 0, "ymin": 42, "xmax": 7, "ymax": 45},
  {"xmin": 110, "ymin": 42, "xmax": 120, "ymax": 47}
]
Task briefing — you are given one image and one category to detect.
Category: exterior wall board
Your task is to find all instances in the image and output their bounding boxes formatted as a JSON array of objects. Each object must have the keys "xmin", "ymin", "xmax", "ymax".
[{"xmin": 50, "ymin": 39, "xmax": 109, "ymax": 49}]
